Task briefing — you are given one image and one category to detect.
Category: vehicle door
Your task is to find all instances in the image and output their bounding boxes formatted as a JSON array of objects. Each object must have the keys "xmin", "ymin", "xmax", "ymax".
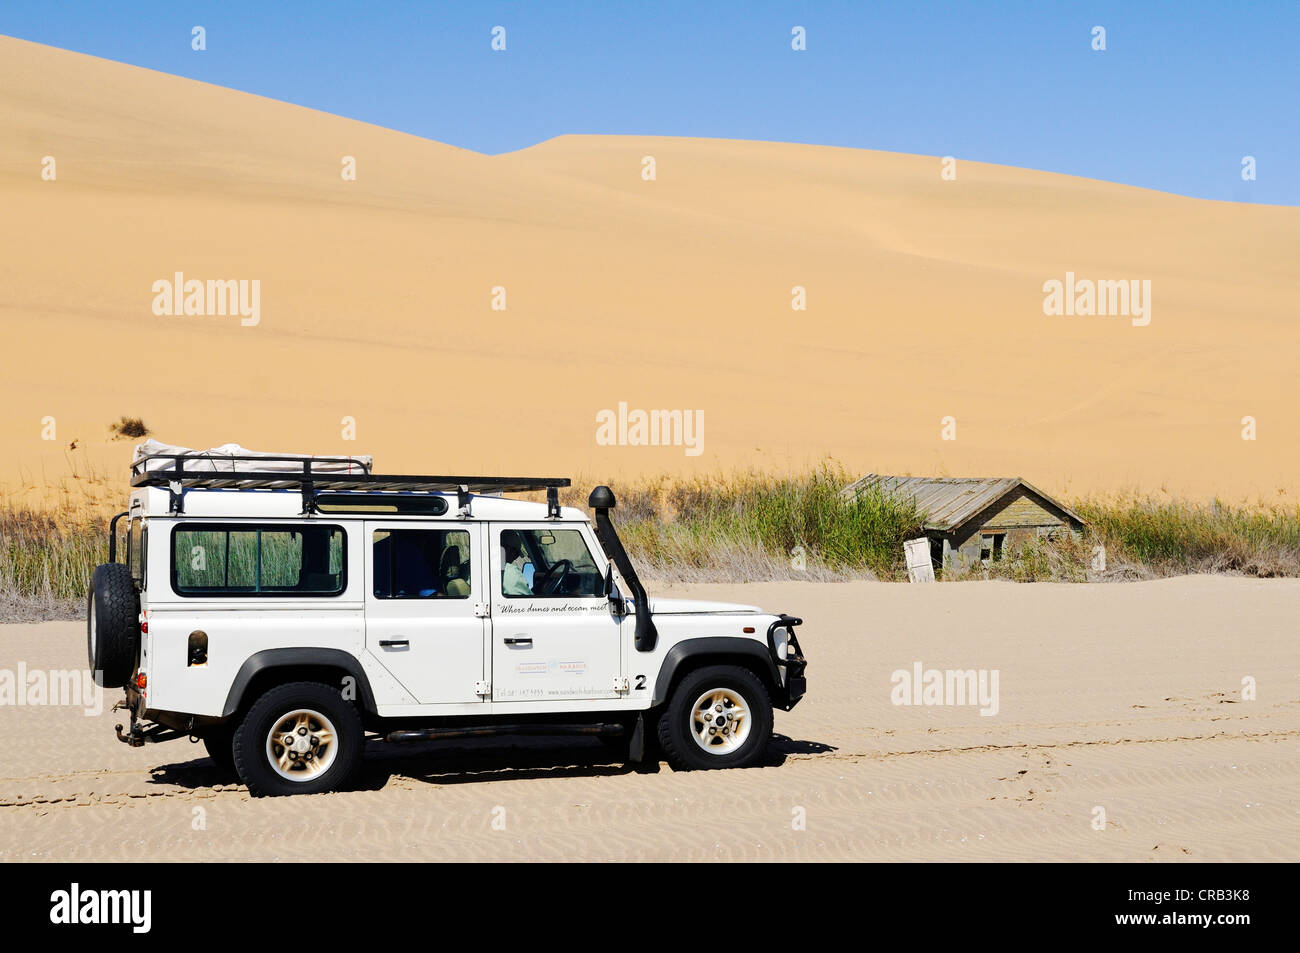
[
  {"xmin": 364, "ymin": 521, "xmax": 488, "ymax": 705},
  {"xmin": 488, "ymin": 523, "xmax": 624, "ymax": 702}
]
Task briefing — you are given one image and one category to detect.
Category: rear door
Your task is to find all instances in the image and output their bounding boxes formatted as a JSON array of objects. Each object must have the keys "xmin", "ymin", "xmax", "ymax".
[
  {"xmin": 364, "ymin": 521, "xmax": 488, "ymax": 705},
  {"xmin": 488, "ymin": 523, "xmax": 623, "ymax": 703}
]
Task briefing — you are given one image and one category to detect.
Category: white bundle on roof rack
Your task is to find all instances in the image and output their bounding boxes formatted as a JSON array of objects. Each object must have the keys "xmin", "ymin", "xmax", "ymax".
[{"xmin": 132, "ymin": 439, "xmax": 372, "ymax": 474}]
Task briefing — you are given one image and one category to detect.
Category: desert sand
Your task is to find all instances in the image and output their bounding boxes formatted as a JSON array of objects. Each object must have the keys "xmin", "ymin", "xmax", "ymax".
[
  {"xmin": 1, "ymin": 577, "xmax": 1297, "ymax": 862},
  {"xmin": 1, "ymin": 35, "xmax": 1298, "ymax": 506}
]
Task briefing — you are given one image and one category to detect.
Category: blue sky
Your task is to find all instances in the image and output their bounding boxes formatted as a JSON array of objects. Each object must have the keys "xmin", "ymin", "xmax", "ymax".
[{"xmin": 3, "ymin": 1, "xmax": 1296, "ymax": 204}]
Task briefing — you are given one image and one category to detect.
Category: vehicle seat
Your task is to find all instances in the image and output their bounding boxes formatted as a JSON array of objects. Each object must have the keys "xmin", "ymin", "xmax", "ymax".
[
  {"xmin": 440, "ymin": 543, "xmax": 470, "ymax": 597},
  {"xmin": 301, "ymin": 572, "xmax": 340, "ymax": 591}
]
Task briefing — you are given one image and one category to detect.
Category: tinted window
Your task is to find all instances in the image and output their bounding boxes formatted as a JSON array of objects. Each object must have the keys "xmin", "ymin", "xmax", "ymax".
[
  {"xmin": 316, "ymin": 494, "xmax": 449, "ymax": 515},
  {"xmin": 172, "ymin": 525, "xmax": 345, "ymax": 596},
  {"xmin": 373, "ymin": 529, "xmax": 471, "ymax": 599}
]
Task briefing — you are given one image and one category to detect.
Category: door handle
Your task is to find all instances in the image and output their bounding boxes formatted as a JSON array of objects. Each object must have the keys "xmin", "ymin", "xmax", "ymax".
[
  {"xmin": 503, "ymin": 637, "xmax": 533, "ymax": 646},
  {"xmin": 379, "ymin": 639, "xmax": 409, "ymax": 648}
]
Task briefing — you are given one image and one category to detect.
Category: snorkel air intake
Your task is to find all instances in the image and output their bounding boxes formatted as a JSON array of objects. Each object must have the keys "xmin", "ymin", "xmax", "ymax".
[{"xmin": 588, "ymin": 485, "xmax": 657, "ymax": 652}]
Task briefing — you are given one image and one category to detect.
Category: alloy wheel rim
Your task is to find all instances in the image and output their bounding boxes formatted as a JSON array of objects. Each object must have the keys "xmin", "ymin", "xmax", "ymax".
[
  {"xmin": 265, "ymin": 708, "xmax": 338, "ymax": 781},
  {"xmin": 689, "ymin": 687, "xmax": 751, "ymax": 755}
]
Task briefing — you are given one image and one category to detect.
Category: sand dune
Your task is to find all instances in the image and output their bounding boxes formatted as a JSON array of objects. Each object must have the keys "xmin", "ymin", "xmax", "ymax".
[
  {"xmin": 2, "ymin": 577, "xmax": 1297, "ymax": 861},
  {"xmin": 1, "ymin": 34, "xmax": 1297, "ymax": 504}
]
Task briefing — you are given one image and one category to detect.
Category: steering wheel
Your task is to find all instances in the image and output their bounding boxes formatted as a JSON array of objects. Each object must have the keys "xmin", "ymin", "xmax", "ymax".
[{"xmin": 539, "ymin": 559, "xmax": 573, "ymax": 595}]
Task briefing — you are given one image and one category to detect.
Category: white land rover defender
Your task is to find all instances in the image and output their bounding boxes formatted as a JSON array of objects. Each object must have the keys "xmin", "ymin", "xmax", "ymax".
[{"xmin": 87, "ymin": 444, "xmax": 807, "ymax": 796}]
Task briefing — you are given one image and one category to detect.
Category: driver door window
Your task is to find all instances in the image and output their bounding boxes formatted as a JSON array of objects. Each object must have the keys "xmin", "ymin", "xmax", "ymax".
[{"xmin": 500, "ymin": 528, "xmax": 602, "ymax": 598}]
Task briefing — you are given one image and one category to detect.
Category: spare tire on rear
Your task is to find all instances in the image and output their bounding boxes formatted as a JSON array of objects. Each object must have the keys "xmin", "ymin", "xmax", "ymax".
[{"xmin": 87, "ymin": 563, "xmax": 138, "ymax": 688}]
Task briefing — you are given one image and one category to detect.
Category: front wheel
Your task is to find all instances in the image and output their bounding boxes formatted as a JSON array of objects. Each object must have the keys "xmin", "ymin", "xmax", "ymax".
[
  {"xmin": 657, "ymin": 665, "xmax": 773, "ymax": 770},
  {"xmin": 233, "ymin": 682, "xmax": 363, "ymax": 796}
]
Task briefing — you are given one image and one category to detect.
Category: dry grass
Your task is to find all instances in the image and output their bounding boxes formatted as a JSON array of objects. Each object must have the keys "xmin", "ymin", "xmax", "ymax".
[
  {"xmin": 0, "ymin": 506, "xmax": 107, "ymax": 621},
  {"xmin": 552, "ymin": 470, "xmax": 1300, "ymax": 585},
  {"xmin": 3, "ymin": 466, "xmax": 1298, "ymax": 621},
  {"xmin": 109, "ymin": 416, "xmax": 150, "ymax": 439},
  {"xmin": 556, "ymin": 465, "xmax": 921, "ymax": 582},
  {"xmin": 1076, "ymin": 496, "xmax": 1300, "ymax": 578}
]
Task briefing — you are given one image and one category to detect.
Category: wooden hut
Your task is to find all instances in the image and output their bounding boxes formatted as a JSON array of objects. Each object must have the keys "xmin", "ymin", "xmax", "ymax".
[{"xmin": 843, "ymin": 475, "xmax": 1085, "ymax": 572}]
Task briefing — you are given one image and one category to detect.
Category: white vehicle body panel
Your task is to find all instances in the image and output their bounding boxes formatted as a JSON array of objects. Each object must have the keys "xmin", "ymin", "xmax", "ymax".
[
  {"xmin": 363, "ymin": 519, "xmax": 489, "ymax": 706},
  {"xmin": 647, "ymin": 597, "xmax": 764, "ymax": 615},
  {"xmin": 129, "ymin": 485, "xmax": 789, "ymax": 723}
]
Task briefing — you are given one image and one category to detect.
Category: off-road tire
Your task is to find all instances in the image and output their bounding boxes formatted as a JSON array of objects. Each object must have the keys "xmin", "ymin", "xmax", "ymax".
[
  {"xmin": 86, "ymin": 563, "xmax": 138, "ymax": 688},
  {"xmin": 657, "ymin": 664, "xmax": 773, "ymax": 770},
  {"xmin": 233, "ymin": 681, "xmax": 363, "ymax": 796}
]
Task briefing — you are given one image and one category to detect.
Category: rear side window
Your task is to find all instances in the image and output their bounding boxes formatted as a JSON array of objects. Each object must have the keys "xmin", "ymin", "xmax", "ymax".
[
  {"xmin": 138, "ymin": 526, "xmax": 148, "ymax": 591},
  {"xmin": 128, "ymin": 518, "xmax": 145, "ymax": 586},
  {"xmin": 172, "ymin": 524, "xmax": 345, "ymax": 596},
  {"xmin": 373, "ymin": 529, "xmax": 471, "ymax": 599}
]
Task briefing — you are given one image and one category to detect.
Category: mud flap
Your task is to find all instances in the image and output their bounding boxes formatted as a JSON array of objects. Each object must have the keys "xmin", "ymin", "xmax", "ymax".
[{"xmin": 628, "ymin": 713, "xmax": 646, "ymax": 763}]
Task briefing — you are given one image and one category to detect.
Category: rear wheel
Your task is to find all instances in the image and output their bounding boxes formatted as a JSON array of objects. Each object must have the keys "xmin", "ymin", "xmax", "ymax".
[
  {"xmin": 657, "ymin": 665, "xmax": 773, "ymax": 770},
  {"xmin": 233, "ymin": 682, "xmax": 363, "ymax": 796}
]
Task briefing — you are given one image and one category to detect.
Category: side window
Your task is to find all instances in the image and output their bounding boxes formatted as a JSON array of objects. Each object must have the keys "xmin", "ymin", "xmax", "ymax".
[
  {"xmin": 139, "ymin": 526, "xmax": 148, "ymax": 591},
  {"xmin": 128, "ymin": 518, "xmax": 144, "ymax": 586},
  {"xmin": 372, "ymin": 529, "xmax": 471, "ymax": 599},
  {"xmin": 979, "ymin": 532, "xmax": 1006, "ymax": 564},
  {"xmin": 501, "ymin": 528, "xmax": 602, "ymax": 598},
  {"xmin": 172, "ymin": 525, "xmax": 345, "ymax": 596}
]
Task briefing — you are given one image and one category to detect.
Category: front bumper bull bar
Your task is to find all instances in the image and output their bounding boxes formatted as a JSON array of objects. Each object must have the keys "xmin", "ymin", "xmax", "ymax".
[{"xmin": 767, "ymin": 614, "xmax": 808, "ymax": 710}]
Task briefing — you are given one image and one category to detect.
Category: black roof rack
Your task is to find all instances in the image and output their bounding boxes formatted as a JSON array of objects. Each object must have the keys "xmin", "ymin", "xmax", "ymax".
[{"xmin": 130, "ymin": 452, "xmax": 570, "ymax": 514}]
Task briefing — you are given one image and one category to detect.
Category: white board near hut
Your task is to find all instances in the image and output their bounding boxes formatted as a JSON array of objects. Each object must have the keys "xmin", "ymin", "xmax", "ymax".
[{"xmin": 904, "ymin": 537, "xmax": 935, "ymax": 582}]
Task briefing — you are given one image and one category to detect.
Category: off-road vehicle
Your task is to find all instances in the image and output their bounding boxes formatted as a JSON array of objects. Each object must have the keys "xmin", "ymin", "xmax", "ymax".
[{"xmin": 88, "ymin": 443, "xmax": 808, "ymax": 796}]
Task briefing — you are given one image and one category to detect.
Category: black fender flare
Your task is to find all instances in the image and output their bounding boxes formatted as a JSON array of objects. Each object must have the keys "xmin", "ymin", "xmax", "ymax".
[
  {"xmin": 221, "ymin": 648, "xmax": 377, "ymax": 719},
  {"xmin": 651, "ymin": 637, "xmax": 781, "ymax": 707}
]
